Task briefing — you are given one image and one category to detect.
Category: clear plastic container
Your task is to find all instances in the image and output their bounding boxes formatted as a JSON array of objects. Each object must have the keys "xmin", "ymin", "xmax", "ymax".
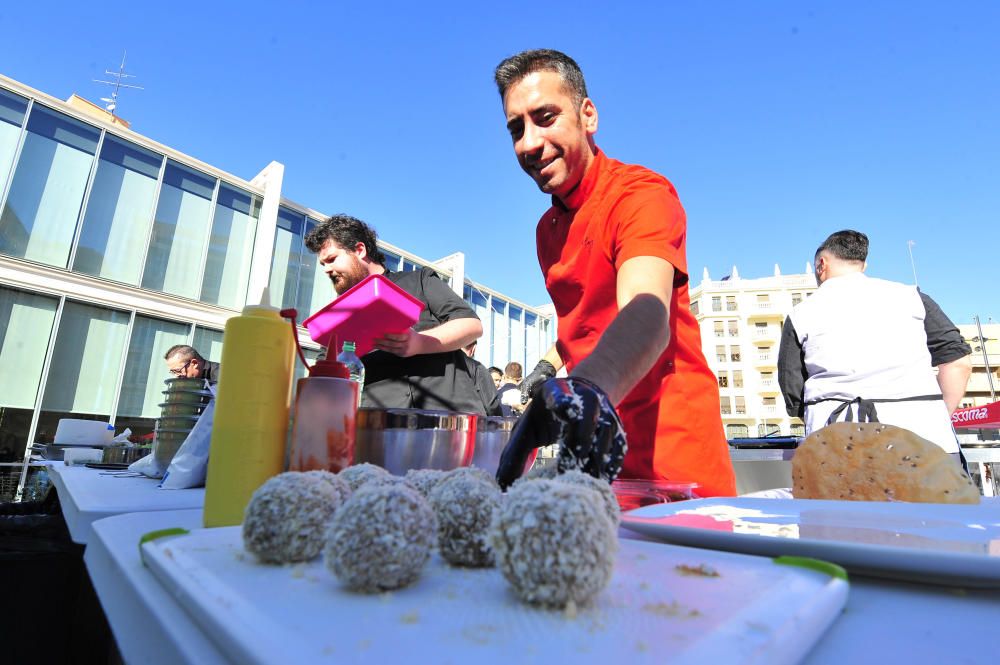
[
  {"xmin": 302, "ymin": 274, "xmax": 423, "ymax": 357},
  {"xmin": 336, "ymin": 341, "xmax": 365, "ymax": 408},
  {"xmin": 611, "ymin": 479, "xmax": 699, "ymax": 512}
]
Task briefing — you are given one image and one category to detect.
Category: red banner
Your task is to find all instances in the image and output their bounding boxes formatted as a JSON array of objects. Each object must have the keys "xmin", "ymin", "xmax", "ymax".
[{"xmin": 951, "ymin": 401, "xmax": 1000, "ymax": 429}]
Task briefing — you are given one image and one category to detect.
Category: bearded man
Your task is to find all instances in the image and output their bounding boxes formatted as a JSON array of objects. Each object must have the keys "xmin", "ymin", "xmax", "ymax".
[{"xmin": 304, "ymin": 214, "xmax": 487, "ymax": 413}]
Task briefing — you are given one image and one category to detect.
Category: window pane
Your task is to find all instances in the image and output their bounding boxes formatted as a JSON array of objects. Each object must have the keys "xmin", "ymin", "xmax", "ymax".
[
  {"xmin": 142, "ymin": 160, "xmax": 215, "ymax": 298},
  {"xmin": 0, "ymin": 105, "xmax": 99, "ymax": 266},
  {"xmin": 37, "ymin": 301, "xmax": 129, "ymax": 438},
  {"xmin": 296, "ymin": 218, "xmax": 333, "ymax": 317},
  {"xmin": 402, "ymin": 260, "xmax": 419, "ymax": 272},
  {"xmin": 0, "ymin": 88, "xmax": 28, "ymax": 203},
  {"xmin": 268, "ymin": 206, "xmax": 304, "ymax": 309},
  {"xmin": 116, "ymin": 315, "xmax": 189, "ymax": 421},
  {"xmin": 508, "ymin": 305, "xmax": 524, "ymax": 368},
  {"xmin": 73, "ymin": 135, "xmax": 161, "ymax": 283},
  {"xmin": 525, "ymin": 312, "xmax": 538, "ymax": 368},
  {"xmin": 193, "ymin": 326, "xmax": 224, "ymax": 363},
  {"xmin": 491, "ymin": 298, "xmax": 508, "ymax": 366},
  {"xmin": 0, "ymin": 287, "xmax": 58, "ymax": 462},
  {"xmin": 381, "ymin": 249, "xmax": 401, "ymax": 271},
  {"xmin": 200, "ymin": 184, "xmax": 259, "ymax": 308}
]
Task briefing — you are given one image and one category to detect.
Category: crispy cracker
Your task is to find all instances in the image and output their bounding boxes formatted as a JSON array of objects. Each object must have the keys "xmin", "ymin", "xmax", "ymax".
[{"xmin": 792, "ymin": 422, "xmax": 979, "ymax": 504}]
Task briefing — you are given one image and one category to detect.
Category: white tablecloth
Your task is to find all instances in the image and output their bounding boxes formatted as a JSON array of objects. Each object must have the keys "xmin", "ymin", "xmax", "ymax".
[
  {"xmin": 85, "ymin": 509, "xmax": 1000, "ymax": 665},
  {"xmin": 48, "ymin": 464, "xmax": 205, "ymax": 544}
]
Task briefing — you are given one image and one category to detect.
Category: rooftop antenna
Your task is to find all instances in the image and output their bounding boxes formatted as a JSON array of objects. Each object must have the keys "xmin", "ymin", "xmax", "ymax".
[
  {"xmin": 906, "ymin": 240, "xmax": 919, "ymax": 287},
  {"xmin": 93, "ymin": 50, "xmax": 143, "ymax": 117}
]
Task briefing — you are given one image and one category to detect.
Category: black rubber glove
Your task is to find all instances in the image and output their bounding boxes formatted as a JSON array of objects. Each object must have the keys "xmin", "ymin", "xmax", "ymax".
[
  {"xmin": 520, "ymin": 359, "xmax": 557, "ymax": 405},
  {"xmin": 496, "ymin": 376, "xmax": 628, "ymax": 489}
]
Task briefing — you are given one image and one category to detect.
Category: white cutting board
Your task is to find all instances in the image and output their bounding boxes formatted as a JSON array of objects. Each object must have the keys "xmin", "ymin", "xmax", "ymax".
[{"xmin": 142, "ymin": 527, "xmax": 848, "ymax": 665}]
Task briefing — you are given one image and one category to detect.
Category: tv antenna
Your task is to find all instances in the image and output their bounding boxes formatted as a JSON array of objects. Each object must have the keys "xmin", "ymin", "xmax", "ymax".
[{"xmin": 93, "ymin": 50, "xmax": 143, "ymax": 117}]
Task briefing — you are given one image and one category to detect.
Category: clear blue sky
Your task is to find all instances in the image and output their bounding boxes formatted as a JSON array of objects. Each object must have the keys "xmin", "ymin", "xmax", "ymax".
[{"xmin": 2, "ymin": 2, "xmax": 997, "ymax": 324}]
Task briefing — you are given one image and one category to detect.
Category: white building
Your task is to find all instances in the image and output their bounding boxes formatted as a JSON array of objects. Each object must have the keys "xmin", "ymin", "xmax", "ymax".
[
  {"xmin": 0, "ymin": 73, "xmax": 554, "ymax": 493},
  {"xmin": 689, "ymin": 265, "xmax": 817, "ymax": 439}
]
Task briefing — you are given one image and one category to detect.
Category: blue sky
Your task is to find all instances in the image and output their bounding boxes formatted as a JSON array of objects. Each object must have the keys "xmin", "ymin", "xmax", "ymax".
[{"xmin": 1, "ymin": 2, "xmax": 997, "ymax": 324}]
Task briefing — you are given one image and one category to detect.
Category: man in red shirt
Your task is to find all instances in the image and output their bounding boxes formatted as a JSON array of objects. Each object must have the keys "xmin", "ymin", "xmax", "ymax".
[{"xmin": 494, "ymin": 49, "xmax": 736, "ymax": 497}]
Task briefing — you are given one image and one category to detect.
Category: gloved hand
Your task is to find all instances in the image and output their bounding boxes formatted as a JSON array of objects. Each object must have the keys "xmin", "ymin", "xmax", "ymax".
[
  {"xmin": 520, "ymin": 359, "xmax": 557, "ymax": 404},
  {"xmin": 496, "ymin": 376, "xmax": 628, "ymax": 489}
]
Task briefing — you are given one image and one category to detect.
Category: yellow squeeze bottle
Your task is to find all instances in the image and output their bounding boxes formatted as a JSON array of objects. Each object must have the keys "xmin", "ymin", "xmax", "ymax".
[{"xmin": 203, "ymin": 290, "xmax": 295, "ymax": 527}]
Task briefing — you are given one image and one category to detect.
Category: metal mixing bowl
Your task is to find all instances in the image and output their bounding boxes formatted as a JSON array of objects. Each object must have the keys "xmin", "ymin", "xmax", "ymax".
[
  {"xmin": 355, "ymin": 408, "xmax": 477, "ymax": 474},
  {"xmin": 472, "ymin": 415, "xmax": 536, "ymax": 475},
  {"xmin": 161, "ymin": 389, "xmax": 213, "ymax": 404},
  {"xmin": 164, "ymin": 377, "xmax": 209, "ymax": 391}
]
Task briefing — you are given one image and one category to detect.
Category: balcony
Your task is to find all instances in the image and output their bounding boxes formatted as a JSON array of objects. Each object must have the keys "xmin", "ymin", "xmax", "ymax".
[
  {"xmin": 760, "ymin": 405, "xmax": 779, "ymax": 416},
  {"xmin": 759, "ymin": 378, "xmax": 781, "ymax": 394},
  {"xmin": 726, "ymin": 302, "xmax": 738, "ymax": 312},
  {"xmin": 748, "ymin": 303, "xmax": 785, "ymax": 321}
]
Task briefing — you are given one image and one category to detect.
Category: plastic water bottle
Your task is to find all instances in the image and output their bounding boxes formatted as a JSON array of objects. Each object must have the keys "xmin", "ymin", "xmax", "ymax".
[{"xmin": 337, "ymin": 341, "xmax": 365, "ymax": 408}]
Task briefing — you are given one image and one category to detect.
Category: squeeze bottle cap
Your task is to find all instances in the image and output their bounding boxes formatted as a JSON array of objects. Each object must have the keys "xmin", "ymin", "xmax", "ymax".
[
  {"xmin": 342, "ymin": 341, "xmax": 356, "ymax": 353},
  {"xmin": 309, "ymin": 358, "xmax": 350, "ymax": 379},
  {"xmin": 243, "ymin": 286, "xmax": 281, "ymax": 315}
]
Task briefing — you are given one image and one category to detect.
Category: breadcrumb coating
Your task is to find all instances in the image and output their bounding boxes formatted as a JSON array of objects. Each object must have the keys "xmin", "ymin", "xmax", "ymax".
[
  {"xmin": 554, "ymin": 469, "xmax": 621, "ymax": 526},
  {"xmin": 242, "ymin": 472, "xmax": 343, "ymax": 564},
  {"xmin": 324, "ymin": 483, "xmax": 436, "ymax": 592},
  {"xmin": 337, "ymin": 462, "xmax": 390, "ymax": 491},
  {"xmin": 490, "ymin": 479, "xmax": 617, "ymax": 608},
  {"xmin": 429, "ymin": 474, "xmax": 501, "ymax": 567}
]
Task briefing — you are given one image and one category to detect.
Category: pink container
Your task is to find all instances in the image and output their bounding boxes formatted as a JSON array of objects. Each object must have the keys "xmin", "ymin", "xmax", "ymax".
[{"xmin": 302, "ymin": 274, "xmax": 424, "ymax": 356}]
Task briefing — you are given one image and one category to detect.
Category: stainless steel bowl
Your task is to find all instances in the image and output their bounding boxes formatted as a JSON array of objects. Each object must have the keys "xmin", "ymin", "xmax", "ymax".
[
  {"xmin": 355, "ymin": 408, "xmax": 477, "ymax": 474},
  {"xmin": 102, "ymin": 444, "xmax": 153, "ymax": 465},
  {"xmin": 161, "ymin": 389, "xmax": 213, "ymax": 404},
  {"xmin": 157, "ymin": 402, "xmax": 206, "ymax": 417},
  {"xmin": 156, "ymin": 415, "xmax": 202, "ymax": 430},
  {"xmin": 472, "ymin": 416, "xmax": 535, "ymax": 475},
  {"xmin": 153, "ymin": 430, "xmax": 189, "ymax": 468},
  {"xmin": 164, "ymin": 377, "xmax": 208, "ymax": 391}
]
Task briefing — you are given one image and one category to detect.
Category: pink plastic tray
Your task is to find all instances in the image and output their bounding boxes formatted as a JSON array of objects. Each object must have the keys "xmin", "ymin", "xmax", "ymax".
[{"xmin": 302, "ymin": 274, "xmax": 423, "ymax": 356}]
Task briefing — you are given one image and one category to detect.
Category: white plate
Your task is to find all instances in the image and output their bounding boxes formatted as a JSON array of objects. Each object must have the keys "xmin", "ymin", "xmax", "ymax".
[
  {"xmin": 622, "ymin": 498, "xmax": 1000, "ymax": 587},
  {"xmin": 141, "ymin": 527, "xmax": 847, "ymax": 665}
]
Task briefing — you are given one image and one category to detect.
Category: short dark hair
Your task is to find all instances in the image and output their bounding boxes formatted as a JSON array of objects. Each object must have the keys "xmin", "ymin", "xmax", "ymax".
[
  {"xmin": 494, "ymin": 49, "xmax": 589, "ymax": 110},
  {"xmin": 816, "ymin": 230, "xmax": 868, "ymax": 263},
  {"xmin": 304, "ymin": 214, "xmax": 386, "ymax": 267},
  {"xmin": 504, "ymin": 362, "xmax": 523, "ymax": 380},
  {"xmin": 488, "ymin": 366, "xmax": 503, "ymax": 376},
  {"xmin": 164, "ymin": 345, "xmax": 203, "ymax": 362}
]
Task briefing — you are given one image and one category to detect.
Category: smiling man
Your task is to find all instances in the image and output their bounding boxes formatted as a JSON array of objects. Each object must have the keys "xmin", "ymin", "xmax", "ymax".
[
  {"xmin": 494, "ymin": 49, "xmax": 736, "ymax": 496},
  {"xmin": 304, "ymin": 214, "xmax": 488, "ymax": 413}
]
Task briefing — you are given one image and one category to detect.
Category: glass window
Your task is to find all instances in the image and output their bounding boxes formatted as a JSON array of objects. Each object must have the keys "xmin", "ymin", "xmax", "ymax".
[
  {"xmin": 466, "ymin": 287, "xmax": 490, "ymax": 365},
  {"xmin": 525, "ymin": 312, "xmax": 539, "ymax": 368},
  {"xmin": 720, "ymin": 396, "xmax": 731, "ymax": 414},
  {"xmin": 711, "ymin": 296, "xmax": 721, "ymax": 312},
  {"xmin": 715, "ymin": 345, "xmax": 726, "ymax": 362},
  {"xmin": 509, "ymin": 305, "xmax": 524, "ymax": 368},
  {"xmin": 790, "ymin": 424, "xmax": 805, "ymax": 437},
  {"xmin": 402, "ymin": 259, "xmax": 419, "ymax": 272},
  {"xmin": 491, "ymin": 298, "xmax": 508, "ymax": 366},
  {"xmin": 726, "ymin": 295, "xmax": 737, "ymax": 311},
  {"xmin": 115, "ymin": 316, "xmax": 190, "ymax": 437},
  {"xmin": 268, "ymin": 206, "xmax": 304, "ymax": 309},
  {"xmin": 713, "ymin": 321, "xmax": 724, "ymax": 338},
  {"xmin": 0, "ymin": 88, "xmax": 29, "ymax": 202},
  {"xmin": 73, "ymin": 135, "xmax": 162, "ymax": 283},
  {"xmin": 735, "ymin": 396, "xmax": 746, "ymax": 414},
  {"xmin": 728, "ymin": 321, "xmax": 739, "ymax": 336},
  {"xmin": 295, "ymin": 218, "xmax": 332, "ymax": 318},
  {"xmin": 200, "ymin": 184, "xmax": 259, "ymax": 309},
  {"xmin": 731, "ymin": 345, "xmax": 741, "ymax": 362},
  {"xmin": 690, "ymin": 300, "xmax": 699, "ymax": 316},
  {"xmin": 733, "ymin": 370, "xmax": 744, "ymax": 388},
  {"xmin": 792, "ymin": 292, "xmax": 803, "ymax": 306},
  {"xmin": 0, "ymin": 105, "xmax": 99, "ymax": 266},
  {"xmin": 717, "ymin": 372, "xmax": 728, "ymax": 388},
  {"xmin": 35, "ymin": 301, "xmax": 129, "ymax": 443},
  {"xmin": 142, "ymin": 160, "xmax": 216, "ymax": 298},
  {"xmin": 193, "ymin": 326, "xmax": 224, "ymax": 363},
  {"xmin": 381, "ymin": 249, "xmax": 402, "ymax": 271},
  {"xmin": 758, "ymin": 423, "xmax": 780, "ymax": 437},
  {"xmin": 0, "ymin": 286, "xmax": 58, "ymax": 462}
]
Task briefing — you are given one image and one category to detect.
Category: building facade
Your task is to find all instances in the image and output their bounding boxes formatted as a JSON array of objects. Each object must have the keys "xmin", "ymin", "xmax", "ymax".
[
  {"xmin": 957, "ymin": 322, "xmax": 1000, "ymax": 408},
  {"xmin": 0, "ymin": 74, "xmax": 553, "ymax": 488},
  {"xmin": 689, "ymin": 265, "xmax": 817, "ymax": 439}
]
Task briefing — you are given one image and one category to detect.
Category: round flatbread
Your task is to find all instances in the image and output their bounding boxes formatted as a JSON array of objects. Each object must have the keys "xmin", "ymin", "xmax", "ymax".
[{"xmin": 792, "ymin": 422, "xmax": 979, "ymax": 504}]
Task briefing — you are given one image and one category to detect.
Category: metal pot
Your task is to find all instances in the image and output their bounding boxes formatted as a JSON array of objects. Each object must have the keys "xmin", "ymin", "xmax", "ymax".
[
  {"xmin": 157, "ymin": 402, "xmax": 206, "ymax": 417},
  {"xmin": 161, "ymin": 389, "xmax": 213, "ymax": 404},
  {"xmin": 156, "ymin": 415, "xmax": 202, "ymax": 430},
  {"xmin": 472, "ymin": 416, "xmax": 535, "ymax": 475},
  {"xmin": 355, "ymin": 408, "xmax": 477, "ymax": 474},
  {"xmin": 153, "ymin": 430, "xmax": 189, "ymax": 468},
  {"xmin": 164, "ymin": 377, "xmax": 208, "ymax": 391}
]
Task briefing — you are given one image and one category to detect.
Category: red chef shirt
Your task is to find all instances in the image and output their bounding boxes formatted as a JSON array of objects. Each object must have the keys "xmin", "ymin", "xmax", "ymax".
[{"xmin": 536, "ymin": 149, "xmax": 736, "ymax": 497}]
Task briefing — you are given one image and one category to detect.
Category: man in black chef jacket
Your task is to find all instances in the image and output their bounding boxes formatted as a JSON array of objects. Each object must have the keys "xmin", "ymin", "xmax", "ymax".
[{"xmin": 304, "ymin": 214, "xmax": 489, "ymax": 414}]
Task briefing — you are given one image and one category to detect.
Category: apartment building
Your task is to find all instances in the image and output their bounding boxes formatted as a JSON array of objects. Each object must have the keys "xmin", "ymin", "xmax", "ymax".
[
  {"xmin": 957, "ymin": 321, "xmax": 1000, "ymax": 408},
  {"xmin": 689, "ymin": 265, "xmax": 817, "ymax": 439}
]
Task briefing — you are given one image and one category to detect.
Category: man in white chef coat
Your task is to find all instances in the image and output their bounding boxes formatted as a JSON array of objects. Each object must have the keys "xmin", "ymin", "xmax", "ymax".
[{"xmin": 778, "ymin": 230, "xmax": 972, "ymax": 458}]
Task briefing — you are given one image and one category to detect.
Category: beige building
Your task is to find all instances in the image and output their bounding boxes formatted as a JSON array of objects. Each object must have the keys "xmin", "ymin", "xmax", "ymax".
[
  {"xmin": 957, "ymin": 321, "xmax": 1000, "ymax": 408},
  {"xmin": 689, "ymin": 265, "xmax": 817, "ymax": 439}
]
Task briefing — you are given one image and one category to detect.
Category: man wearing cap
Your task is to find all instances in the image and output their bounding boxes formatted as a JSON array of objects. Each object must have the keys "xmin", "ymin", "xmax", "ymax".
[{"xmin": 493, "ymin": 49, "xmax": 736, "ymax": 496}]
